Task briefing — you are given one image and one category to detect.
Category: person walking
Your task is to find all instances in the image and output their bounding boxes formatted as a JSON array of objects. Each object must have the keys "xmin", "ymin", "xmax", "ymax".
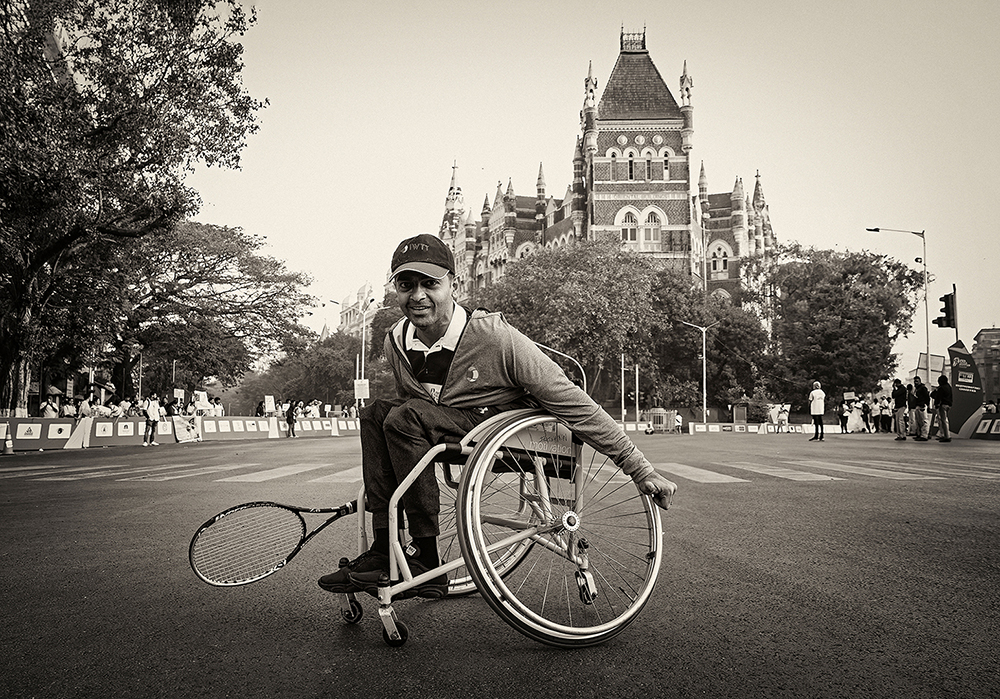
[
  {"xmin": 912, "ymin": 375, "xmax": 930, "ymax": 441},
  {"xmin": 286, "ymin": 398, "xmax": 299, "ymax": 438},
  {"xmin": 838, "ymin": 401, "xmax": 849, "ymax": 433},
  {"xmin": 891, "ymin": 379, "xmax": 908, "ymax": 441},
  {"xmin": 808, "ymin": 381, "xmax": 826, "ymax": 442},
  {"xmin": 931, "ymin": 375, "xmax": 953, "ymax": 442}
]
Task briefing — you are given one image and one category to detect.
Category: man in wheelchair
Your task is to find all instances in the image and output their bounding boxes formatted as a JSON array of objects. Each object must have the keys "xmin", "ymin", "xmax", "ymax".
[{"xmin": 319, "ymin": 233, "xmax": 677, "ymax": 598}]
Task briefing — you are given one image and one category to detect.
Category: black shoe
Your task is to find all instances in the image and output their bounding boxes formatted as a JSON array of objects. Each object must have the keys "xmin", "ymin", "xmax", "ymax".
[
  {"xmin": 938, "ymin": 438, "xmax": 951, "ymax": 442},
  {"xmin": 349, "ymin": 544, "xmax": 449, "ymax": 599},
  {"xmin": 809, "ymin": 437, "xmax": 818, "ymax": 441},
  {"xmin": 895, "ymin": 437, "xmax": 906, "ymax": 441},
  {"xmin": 914, "ymin": 436, "xmax": 928, "ymax": 441},
  {"xmin": 318, "ymin": 549, "xmax": 388, "ymax": 593}
]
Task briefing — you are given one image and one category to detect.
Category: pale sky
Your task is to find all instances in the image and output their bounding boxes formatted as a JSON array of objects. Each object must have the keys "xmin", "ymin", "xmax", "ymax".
[{"xmin": 187, "ymin": 0, "xmax": 1000, "ymax": 376}]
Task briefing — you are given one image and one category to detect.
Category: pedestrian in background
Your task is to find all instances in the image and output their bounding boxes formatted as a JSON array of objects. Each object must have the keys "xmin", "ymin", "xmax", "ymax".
[
  {"xmin": 860, "ymin": 397, "xmax": 872, "ymax": 433},
  {"xmin": 878, "ymin": 395, "xmax": 891, "ymax": 433},
  {"xmin": 808, "ymin": 381, "xmax": 826, "ymax": 442},
  {"xmin": 142, "ymin": 391, "xmax": 161, "ymax": 446},
  {"xmin": 891, "ymin": 379, "xmax": 907, "ymax": 441},
  {"xmin": 776, "ymin": 404, "xmax": 789, "ymax": 433},
  {"xmin": 906, "ymin": 383, "xmax": 917, "ymax": 435},
  {"xmin": 912, "ymin": 375, "xmax": 930, "ymax": 441},
  {"xmin": 931, "ymin": 375, "xmax": 953, "ymax": 442},
  {"xmin": 40, "ymin": 395, "xmax": 59, "ymax": 418},
  {"xmin": 838, "ymin": 401, "xmax": 849, "ymax": 433},
  {"xmin": 286, "ymin": 398, "xmax": 299, "ymax": 437}
]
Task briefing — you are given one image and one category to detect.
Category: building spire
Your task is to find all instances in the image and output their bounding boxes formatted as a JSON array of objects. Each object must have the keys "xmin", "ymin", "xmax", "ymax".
[{"xmin": 444, "ymin": 160, "xmax": 463, "ymax": 212}]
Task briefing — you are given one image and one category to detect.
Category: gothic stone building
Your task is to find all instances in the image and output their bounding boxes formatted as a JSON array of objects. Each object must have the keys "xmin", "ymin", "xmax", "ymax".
[{"xmin": 435, "ymin": 29, "xmax": 775, "ymax": 304}]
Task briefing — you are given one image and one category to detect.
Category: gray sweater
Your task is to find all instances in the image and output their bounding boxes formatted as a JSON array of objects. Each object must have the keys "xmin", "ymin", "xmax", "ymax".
[{"xmin": 385, "ymin": 308, "xmax": 653, "ymax": 481}]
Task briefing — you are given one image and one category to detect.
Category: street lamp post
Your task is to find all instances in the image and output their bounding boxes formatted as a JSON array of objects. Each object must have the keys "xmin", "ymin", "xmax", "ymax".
[
  {"xmin": 679, "ymin": 319, "xmax": 720, "ymax": 423},
  {"xmin": 359, "ymin": 297, "xmax": 377, "ymax": 381},
  {"xmin": 867, "ymin": 227, "xmax": 929, "ymax": 382}
]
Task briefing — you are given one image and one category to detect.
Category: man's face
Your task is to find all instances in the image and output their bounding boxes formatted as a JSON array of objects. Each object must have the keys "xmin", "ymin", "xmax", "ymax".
[{"xmin": 394, "ymin": 271, "xmax": 456, "ymax": 341}]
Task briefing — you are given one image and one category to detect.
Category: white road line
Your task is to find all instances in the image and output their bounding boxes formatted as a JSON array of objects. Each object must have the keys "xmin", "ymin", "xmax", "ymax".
[
  {"xmin": 215, "ymin": 464, "xmax": 329, "ymax": 482},
  {"xmin": 788, "ymin": 460, "xmax": 943, "ymax": 480},
  {"xmin": 118, "ymin": 464, "xmax": 256, "ymax": 481},
  {"xmin": 861, "ymin": 461, "xmax": 1000, "ymax": 480},
  {"xmin": 654, "ymin": 462, "xmax": 749, "ymax": 483},
  {"xmin": 723, "ymin": 462, "xmax": 844, "ymax": 481},
  {"xmin": 35, "ymin": 463, "xmax": 196, "ymax": 481},
  {"xmin": 309, "ymin": 466, "xmax": 364, "ymax": 483}
]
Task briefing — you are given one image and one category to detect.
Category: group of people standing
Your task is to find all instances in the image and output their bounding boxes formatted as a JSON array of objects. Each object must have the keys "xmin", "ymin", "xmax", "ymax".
[{"xmin": 808, "ymin": 375, "xmax": 954, "ymax": 442}]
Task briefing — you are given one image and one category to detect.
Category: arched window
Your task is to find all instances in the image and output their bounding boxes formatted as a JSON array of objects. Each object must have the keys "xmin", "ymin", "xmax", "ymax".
[
  {"xmin": 610, "ymin": 154, "xmax": 616, "ymax": 181},
  {"xmin": 628, "ymin": 157, "xmax": 634, "ymax": 180},
  {"xmin": 621, "ymin": 212, "xmax": 638, "ymax": 242},
  {"xmin": 643, "ymin": 212, "xmax": 661, "ymax": 243}
]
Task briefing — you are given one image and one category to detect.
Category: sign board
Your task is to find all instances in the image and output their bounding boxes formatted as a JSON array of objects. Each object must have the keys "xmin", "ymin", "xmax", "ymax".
[
  {"xmin": 264, "ymin": 395, "xmax": 275, "ymax": 413},
  {"xmin": 354, "ymin": 379, "xmax": 370, "ymax": 400},
  {"xmin": 194, "ymin": 390, "xmax": 212, "ymax": 410}
]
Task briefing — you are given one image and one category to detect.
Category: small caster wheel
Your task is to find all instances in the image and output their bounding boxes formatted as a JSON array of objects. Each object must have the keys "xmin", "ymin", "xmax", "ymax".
[
  {"xmin": 341, "ymin": 599, "xmax": 363, "ymax": 624},
  {"xmin": 382, "ymin": 620, "xmax": 409, "ymax": 647}
]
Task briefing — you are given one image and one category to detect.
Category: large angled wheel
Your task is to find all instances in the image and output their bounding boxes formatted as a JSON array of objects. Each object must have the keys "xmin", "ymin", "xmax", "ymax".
[{"xmin": 457, "ymin": 411, "xmax": 663, "ymax": 647}]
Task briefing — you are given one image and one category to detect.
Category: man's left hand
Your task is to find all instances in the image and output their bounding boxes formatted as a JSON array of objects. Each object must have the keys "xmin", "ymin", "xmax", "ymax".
[{"xmin": 637, "ymin": 473, "xmax": 677, "ymax": 511}]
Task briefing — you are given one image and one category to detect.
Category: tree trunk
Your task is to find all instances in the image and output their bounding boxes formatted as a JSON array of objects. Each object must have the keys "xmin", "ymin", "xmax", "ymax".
[{"xmin": 0, "ymin": 354, "xmax": 32, "ymax": 418}]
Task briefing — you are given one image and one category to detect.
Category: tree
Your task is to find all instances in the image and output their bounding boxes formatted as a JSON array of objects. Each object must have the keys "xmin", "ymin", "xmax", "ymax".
[
  {"xmin": 235, "ymin": 332, "xmax": 362, "ymax": 414},
  {"xmin": 472, "ymin": 239, "xmax": 659, "ymax": 400},
  {"xmin": 0, "ymin": 0, "xmax": 264, "ymax": 415},
  {"xmin": 647, "ymin": 269, "xmax": 768, "ymax": 416},
  {"xmin": 98, "ymin": 221, "xmax": 313, "ymax": 398},
  {"xmin": 743, "ymin": 243, "xmax": 923, "ymax": 408}
]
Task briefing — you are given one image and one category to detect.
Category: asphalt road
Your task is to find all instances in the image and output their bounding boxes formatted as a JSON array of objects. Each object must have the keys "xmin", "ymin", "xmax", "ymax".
[{"xmin": 1, "ymin": 430, "xmax": 998, "ymax": 698}]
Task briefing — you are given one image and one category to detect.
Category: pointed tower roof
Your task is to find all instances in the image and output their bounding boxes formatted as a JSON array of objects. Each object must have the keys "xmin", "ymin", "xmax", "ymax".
[
  {"xmin": 598, "ymin": 30, "xmax": 682, "ymax": 120},
  {"xmin": 753, "ymin": 170, "xmax": 766, "ymax": 209},
  {"xmin": 536, "ymin": 163, "xmax": 545, "ymax": 189},
  {"xmin": 444, "ymin": 160, "xmax": 463, "ymax": 212}
]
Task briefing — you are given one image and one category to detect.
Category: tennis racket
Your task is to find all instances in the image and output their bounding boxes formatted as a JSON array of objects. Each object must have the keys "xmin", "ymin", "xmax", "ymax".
[{"xmin": 189, "ymin": 500, "xmax": 358, "ymax": 586}]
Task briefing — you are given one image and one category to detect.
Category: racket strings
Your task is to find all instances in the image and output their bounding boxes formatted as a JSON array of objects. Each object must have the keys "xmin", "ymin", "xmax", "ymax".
[{"xmin": 191, "ymin": 506, "xmax": 305, "ymax": 584}]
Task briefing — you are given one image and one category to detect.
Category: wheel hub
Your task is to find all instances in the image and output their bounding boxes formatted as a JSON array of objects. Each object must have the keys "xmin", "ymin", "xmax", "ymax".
[{"xmin": 561, "ymin": 510, "xmax": 581, "ymax": 532}]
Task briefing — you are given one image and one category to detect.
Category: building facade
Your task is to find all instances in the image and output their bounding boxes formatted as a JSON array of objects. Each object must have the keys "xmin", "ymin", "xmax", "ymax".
[{"xmin": 435, "ymin": 29, "xmax": 775, "ymax": 304}]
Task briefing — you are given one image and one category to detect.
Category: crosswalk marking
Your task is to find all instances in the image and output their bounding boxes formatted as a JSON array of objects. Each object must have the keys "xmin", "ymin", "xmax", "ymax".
[
  {"xmin": 36, "ymin": 463, "xmax": 194, "ymax": 481},
  {"xmin": 309, "ymin": 465, "xmax": 364, "ymax": 483},
  {"xmin": 862, "ymin": 461, "xmax": 1000, "ymax": 480},
  {"xmin": 723, "ymin": 462, "xmax": 844, "ymax": 481},
  {"xmin": 654, "ymin": 462, "xmax": 749, "ymax": 483},
  {"xmin": 215, "ymin": 464, "xmax": 329, "ymax": 482},
  {"xmin": 788, "ymin": 460, "xmax": 943, "ymax": 480},
  {"xmin": 118, "ymin": 464, "xmax": 255, "ymax": 482}
]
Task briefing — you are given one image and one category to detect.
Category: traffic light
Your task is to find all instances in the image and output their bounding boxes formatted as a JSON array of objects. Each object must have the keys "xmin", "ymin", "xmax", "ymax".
[{"xmin": 933, "ymin": 291, "xmax": 956, "ymax": 329}]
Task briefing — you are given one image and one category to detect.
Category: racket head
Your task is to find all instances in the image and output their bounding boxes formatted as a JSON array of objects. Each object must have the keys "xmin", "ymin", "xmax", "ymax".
[{"xmin": 189, "ymin": 502, "xmax": 307, "ymax": 586}]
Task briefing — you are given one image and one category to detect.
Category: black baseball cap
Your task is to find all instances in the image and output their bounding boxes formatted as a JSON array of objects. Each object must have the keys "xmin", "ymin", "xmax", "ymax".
[{"xmin": 390, "ymin": 233, "xmax": 455, "ymax": 280}]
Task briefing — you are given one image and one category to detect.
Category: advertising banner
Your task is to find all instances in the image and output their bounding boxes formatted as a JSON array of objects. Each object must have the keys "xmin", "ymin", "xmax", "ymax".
[{"xmin": 947, "ymin": 340, "xmax": 984, "ymax": 439}]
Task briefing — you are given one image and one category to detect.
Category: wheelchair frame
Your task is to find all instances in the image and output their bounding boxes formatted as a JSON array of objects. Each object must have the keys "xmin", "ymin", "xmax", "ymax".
[{"xmin": 338, "ymin": 408, "xmax": 664, "ymax": 648}]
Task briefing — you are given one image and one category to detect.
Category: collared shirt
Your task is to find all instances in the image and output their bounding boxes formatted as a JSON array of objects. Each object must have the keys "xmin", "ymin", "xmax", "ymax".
[{"xmin": 404, "ymin": 303, "xmax": 467, "ymax": 403}]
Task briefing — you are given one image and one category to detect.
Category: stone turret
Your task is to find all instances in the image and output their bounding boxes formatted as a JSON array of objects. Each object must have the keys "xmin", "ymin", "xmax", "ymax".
[{"xmin": 680, "ymin": 61, "xmax": 694, "ymax": 154}]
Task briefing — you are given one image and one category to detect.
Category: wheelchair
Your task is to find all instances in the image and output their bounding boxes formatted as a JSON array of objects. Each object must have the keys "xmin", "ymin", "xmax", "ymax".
[{"xmin": 338, "ymin": 408, "xmax": 665, "ymax": 648}]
